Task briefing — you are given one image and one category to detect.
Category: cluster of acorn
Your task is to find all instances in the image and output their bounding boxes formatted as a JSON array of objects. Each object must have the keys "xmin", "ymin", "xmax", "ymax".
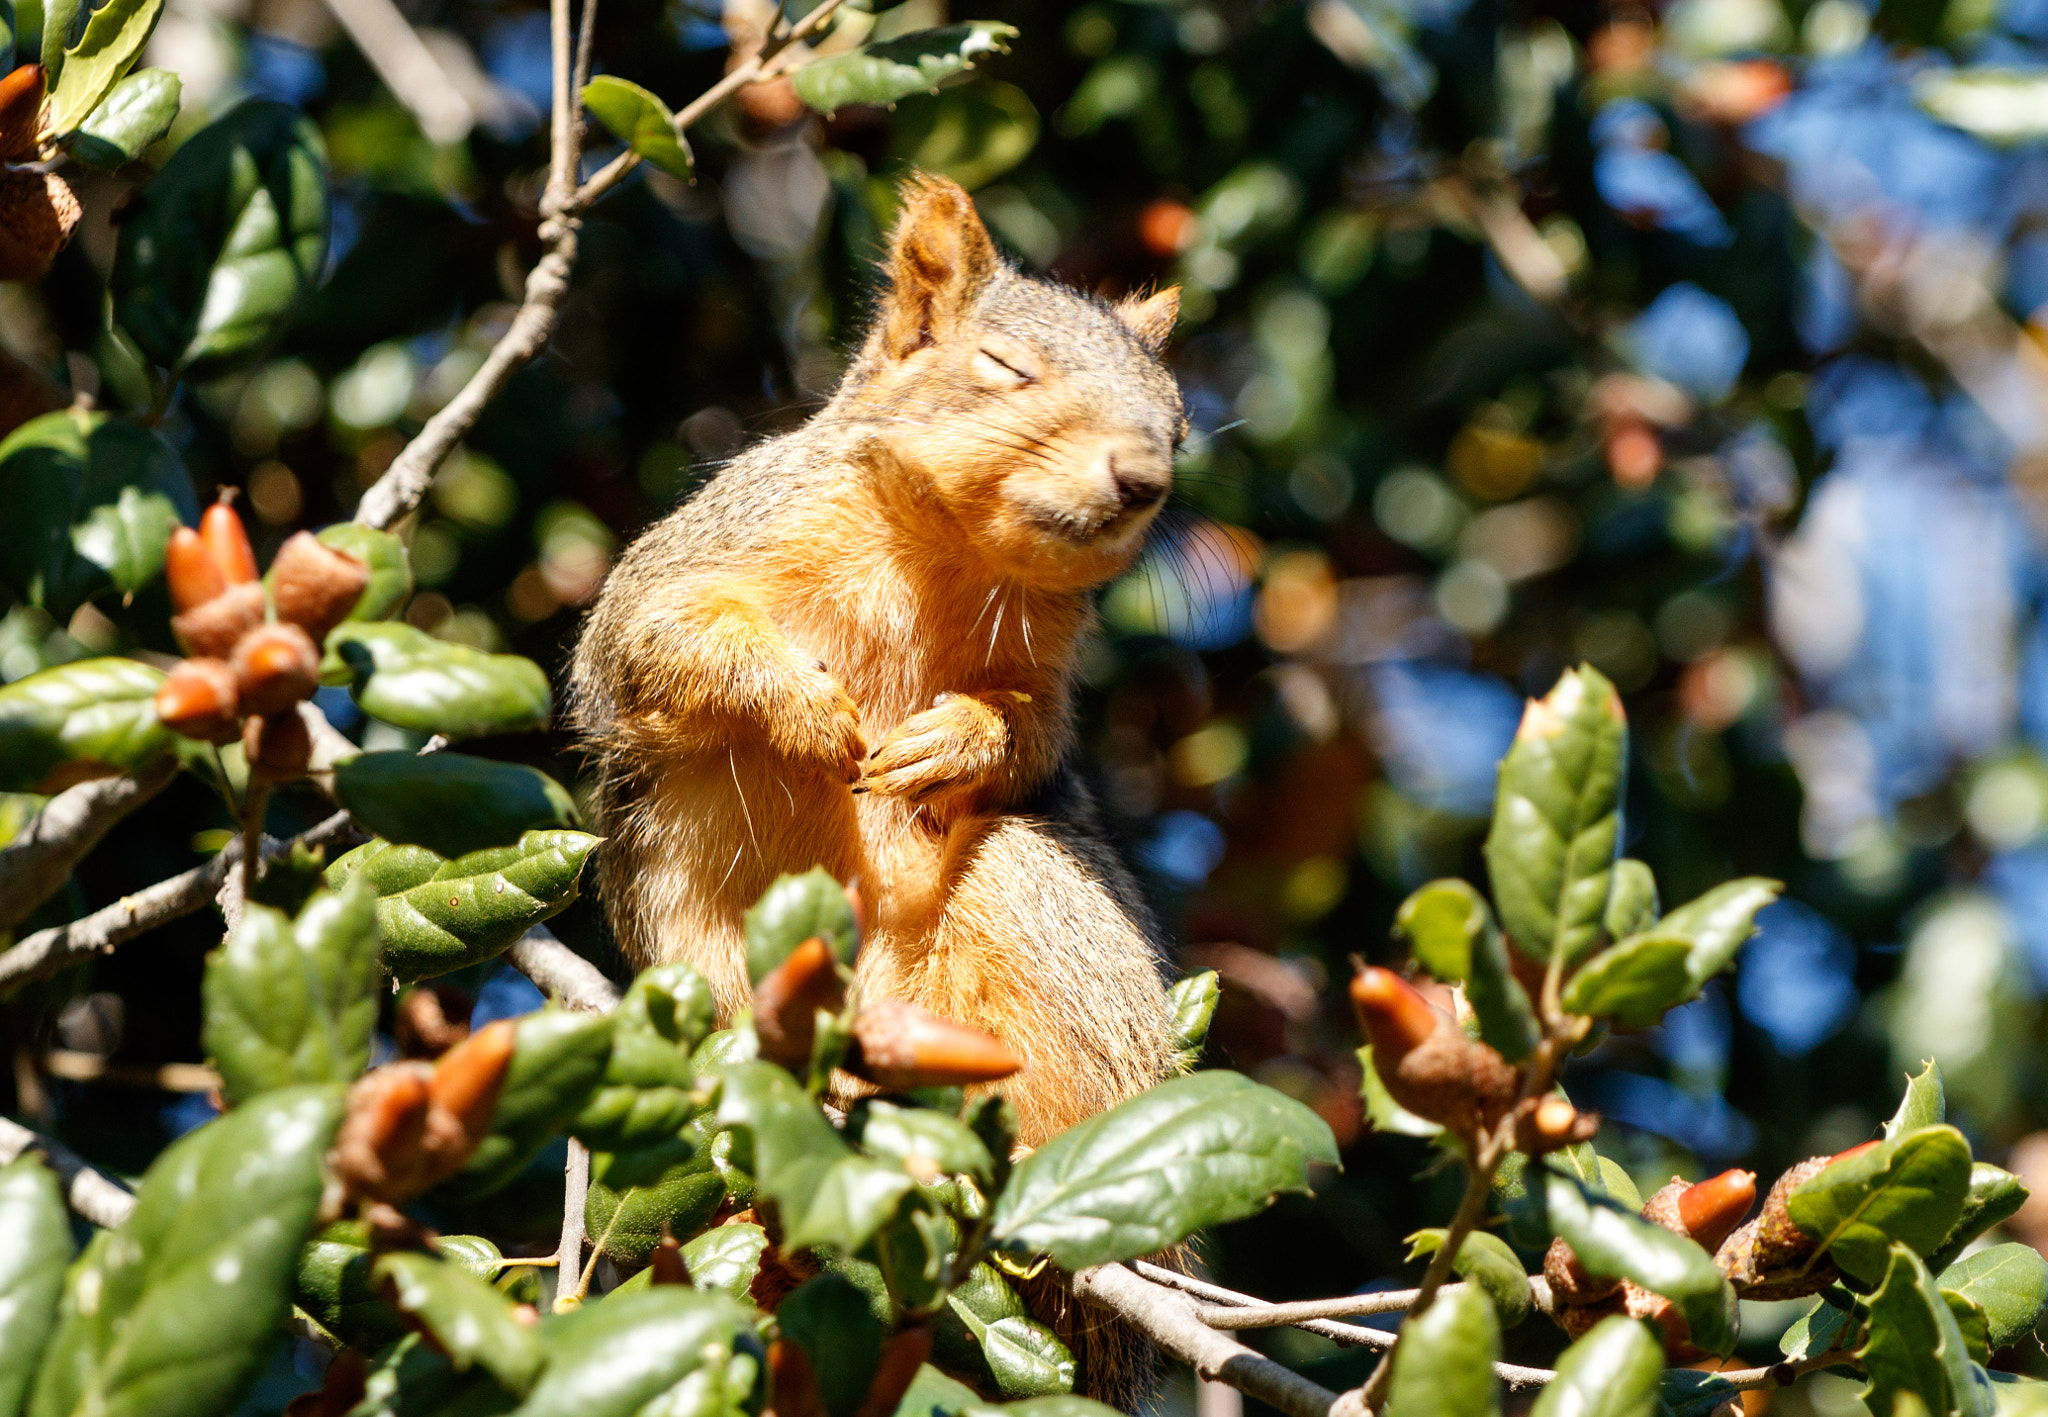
[
  {"xmin": 154, "ymin": 498, "xmax": 368, "ymax": 782},
  {"xmin": 0, "ymin": 64, "xmax": 82, "ymax": 283},
  {"xmin": 325, "ymin": 1018, "xmax": 516, "ymax": 1220},
  {"xmin": 1352, "ymin": 962, "xmax": 1879, "ymax": 1356}
]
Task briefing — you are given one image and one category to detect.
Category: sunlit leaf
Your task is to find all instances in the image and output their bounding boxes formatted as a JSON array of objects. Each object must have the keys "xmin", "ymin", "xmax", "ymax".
[
  {"xmin": 64, "ymin": 65, "xmax": 176, "ymax": 167},
  {"xmin": 1789, "ymin": 1126, "xmax": 1974, "ymax": 1285},
  {"xmin": 1394, "ymin": 879, "xmax": 1536, "ymax": 1061},
  {"xmin": 328, "ymin": 623, "xmax": 551, "ymax": 739},
  {"xmin": 0, "ymin": 1157, "xmax": 69, "ymax": 1417},
  {"xmin": 42, "ymin": 0, "xmax": 159, "ymax": 136},
  {"xmin": 331, "ymin": 753, "xmax": 579, "ymax": 859},
  {"xmin": 1383, "ymin": 1284, "xmax": 1500, "ymax": 1417},
  {"xmin": 0, "ymin": 656, "xmax": 173, "ymax": 793},
  {"xmin": 372, "ymin": 1250, "xmax": 542, "ymax": 1393},
  {"xmin": 1859, "ymin": 1242, "xmax": 1994, "ymax": 1417},
  {"xmin": 793, "ymin": 22, "xmax": 1019, "ymax": 115},
  {"xmin": 1530, "ymin": 1315, "xmax": 1662, "ymax": 1417},
  {"xmin": 581, "ymin": 76, "xmax": 692, "ymax": 180},
  {"xmin": 1940, "ymin": 1244, "xmax": 2048, "ymax": 1352}
]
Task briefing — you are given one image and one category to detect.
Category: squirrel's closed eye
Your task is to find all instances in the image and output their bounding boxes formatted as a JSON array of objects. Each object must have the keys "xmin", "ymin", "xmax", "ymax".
[{"xmin": 973, "ymin": 349, "xmax": 1035, "ymax": 387}]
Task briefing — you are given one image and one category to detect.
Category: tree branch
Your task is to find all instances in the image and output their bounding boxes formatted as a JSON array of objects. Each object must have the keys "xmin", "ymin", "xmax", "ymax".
[
  {"xmin": 0, "ymin": 1115, "xmax": 136, "ymax": 1230},
  {"xmin": 553, "ymin": 1138, "xmax": 591, "ymax": 1311},
  {"xmin": 0, "ymin": 757, "xmax": 178, "ymax": 932},
  {"xmin": 506, "ymin": 925, "xmax": 621, "ymax": 1012}
]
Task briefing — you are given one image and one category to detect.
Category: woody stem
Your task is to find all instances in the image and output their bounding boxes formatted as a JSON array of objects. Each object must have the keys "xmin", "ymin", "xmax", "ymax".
[{"xmin": 238, "ymin": 781, "xmax": 270, "ymax": 902}]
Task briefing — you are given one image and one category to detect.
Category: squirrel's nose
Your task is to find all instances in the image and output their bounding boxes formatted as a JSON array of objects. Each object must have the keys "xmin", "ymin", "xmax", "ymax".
[{"xmin": 1110, "ymin": 453, "xmax": 1169, "ymax": 512}]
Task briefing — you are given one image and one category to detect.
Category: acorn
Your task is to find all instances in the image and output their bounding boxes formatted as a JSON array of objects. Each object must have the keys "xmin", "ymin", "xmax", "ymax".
[
  {"xmin": 844, "ymin": 1000, "xmax": 1024, "ymax": 1089},
  {"xmin": 426, "ymin": 1018, "xmax": 516, "ymax": 1145},
  {"xmin": 0, "ymin": 170, "xmax": 80, "ymax": 283},
  {"xmin": 243, "ymin": 711, "xmax": 312, "ymax": 782},
  {"xmin": 1351, "ymin": 965, "xmax": 1520, "ymax": 1139},
  {"xmin": 1674, "ymin": 1169, "xmax": 1757, "ymax": 1254},
  {"xmin": 329, "ymin": 1063, "xmax": 434, "ymax": 1203},
  {"xmin": 1513, "ymin": 1095, "xmax": 1601, "ymax": 1155},
  {"xmin": 752, "ymin": 936, "xmax": 846, "ymax": 1069},
  {"xmin": 269, "ymin": 531, "xmax": 368, "ymax": 645},
  {"xmin": 0, "ymin": 66, "xmax": 47, "ymax": 165},
  {"xmin": 200, "ymin": 498, "xmax": 259, "ymax": 586},
  {"xmin": 1544, "ymin": 1235, "xmax": 1623, "ymax": 1315},
  {"xmin": 172, "ymin": 580, "xmax": 265, "ymax": 659},
  {"xmin": 232, "ymin": 622, "xmax": 321, "ymax": 717},
  {"xmin": 155, "ymin": 657, "xmax": 241, "ymax": 744},
  {"xmin": 166, "ymin": 527, "xmax": 229, "ymax": 612},
  {"xmin": 1715, "ymin": 1143, "xmax": 1877, "ymax": 1299}
]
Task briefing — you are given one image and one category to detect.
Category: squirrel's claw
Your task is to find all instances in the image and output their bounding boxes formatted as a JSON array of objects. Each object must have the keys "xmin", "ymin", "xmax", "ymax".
[{"xmin": 856, "ymin": 693, "xmax": 1008, "ymax": 804}]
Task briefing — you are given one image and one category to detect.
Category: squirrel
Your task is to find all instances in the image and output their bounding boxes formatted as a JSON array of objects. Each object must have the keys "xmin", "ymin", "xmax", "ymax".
[{"xmin": 570, "ymin": 172, "xmax": 1185, "ymax": 1401}]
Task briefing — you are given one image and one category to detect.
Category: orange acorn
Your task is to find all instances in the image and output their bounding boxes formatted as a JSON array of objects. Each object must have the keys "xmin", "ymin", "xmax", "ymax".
[
  {"xmin": 0, "ymin": 170, "xmax": 80, "ymax": 283},
  {"xmin": 427, "ymin": 1018, "xmax": 516, "ymax": 1141},
  {"xmin": 232, "ymin": 621, "xmax": 320, "ymax": 717},
  {"xmin": 1349, "ymin": 966, "xmax": 1442, "ymax": 1057},
  {"xmin": 752, "ymin": 936, "xmax": 846, "ymax": 1069},
  {"xmin": 328, "ymin": 1063, "xmax": 434, "ymax": 1203},
  {"xmin": 845, "ymin": 999, "xmax": 1024, "ymax": 1089},
  {"xmin": 1676, "ymin": 1169, "xmax": 1757, "ymax": 1254},
  {"xmin": 200, "ymin": 498, "xmax": 259, "ymax": 585},
  {"xmin": 269, "ymin": 531, "xmax": 369, "ymax": 645},
  {"xmin": 0, "ymin": 66, "xmax": 48, "ymax": 166},
  {"xmin": 243, "ymin": 711, "xmax": 312, "ymax": 782},
  {"xmin": 1513, "ymin": 1094, "xmax": 1601, "ymax": 1155},
  {"xmin": 166, "ymin": 527, "xmax": 228, "ymax": 612},
  {"xmin": 172, "ymin": 580, "xmax": 265, "ymax": 659},
  {"xmin": 1352, "ymin": 965, "xmax": 1520, "ymax": 1138},
  {"xmin": 155, "ymin": 657, "xmax": 241, "ymax": 744}
]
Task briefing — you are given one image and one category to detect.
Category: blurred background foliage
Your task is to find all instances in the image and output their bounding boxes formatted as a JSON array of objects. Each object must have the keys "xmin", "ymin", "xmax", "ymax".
[{"xmin": 16, "ymin": 0, "xmax": 2048, "ymax": 1406}]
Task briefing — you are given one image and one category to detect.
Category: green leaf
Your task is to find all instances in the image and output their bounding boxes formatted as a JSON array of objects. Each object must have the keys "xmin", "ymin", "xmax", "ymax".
[
  {"xmin": 312, "ymin": 524, "xmax": 412, "ymax": 623},
  {"xmin": 572, "ymin": 962, "xmax": 716, "ymax": 1153},
  {"xmin": 1660, "ymin": 877, "xmax": 1783, "ymax": 987},
  {"xmin": 372, "ymin": 1251, "xmax": 543, "ymax": 1394},
  {"xmin": 779, "ymin": 1273, "xmax": 882, "ymax": 1417},
  {"xmin": 944, "ymin": 1274, "xmax": 1075, "ymax": 1400},
  {"xmin": 783, "ymin": 1156, "xmax": 919, "ymax": 1254},
  {"xmin": 849, "ymin": 1100, "xmax": 995, "ymax": 1184},
  {"xmin": 346, "ymin": 1331, "xmax": 515, "ymax": 1417},
  {"xmin": 1529, "ymin": 1315, "xmax": 1663, "ymax": 1417},
  {"xmin": 434, "ymin": 1234, "xmax": 505, "ymax": 1281},
  {"xmin": 744, "ymin": 868, "xmax": 858, "ymax": 986},
  {"xmin": 517, "ymin": 1287, "xmax": 754, "ymax": 1417},
  {"xmin": 1658, "ymin": 1370, "xmax": 1745, "ymax": 1417},
  {"xmin": 1359, "ymin": 1044, "xmax": 1442, "ymax": 1138},
  {"xmin": 112, "ymin": 100, "xmax": 329, "ymax": 380},
  {"xmin": 1393, "ymin": 879, "xmax": 1537, "ymax": 1062},
  {"xmin": 0, "ymin": 409, "xmax": 197, "ymax": 620},
  {"xmin": 894, "ymin": 1365, "xmax": 985, "ymax": 1417},
  {"xmin": 0, "ymin": 657, "xmax": 174, "ymax": 794},
  {"xmin": 1482, "ymin": 666, "xmax": 1626, "ymax": 963},
  {"xmin": 1779, "ymin": 1289, "xmax": 1857, "ymax": 1360},
  {"xmin": 1940, "ymin": 1245, "xmax": 2048, "ymax": 1352},
  {"xmin": 41, "ymin": 0, "xmax": 77, "ymax": 78},
  {"xmin": 714, "ymin": 1061, "xmax": 900, "ymax": 1250},
  {"xmin": 1860, "ymin": 1242, "xmax": 1994, "ymax": 1417},
  {"xmin": 329, "ymin": 623, "xmax": 551, "ymax": 739},
  {"xmin": 1383, "ymin": 1284, "xmax": 1500, "ymax": 1417},
  {"xmin": 1788, "ymin": 1126, "xmax": 1975, "ymax": 1286},
  {"xmin": 444, "ymin": 1009, "xmax": 613, "ymax": 1198},
  {"xmin": 678, "ymin": 1224, "xmax": 768, "ymax": 1301},
  {"xmin": 1989, "ymin": 1373, "xmax": 2048, "ymax": 1415},
  {"xmin": 292, "ymin": 1222, "xmax": 405, "ymax": 1351},
  {"xmin": 1537, "ymin": 1168, "xmax": 1736, "ymax": 1356},
  {"xmin": 0, "ymin": 1157, "xmax": 70, "ymax": 1417},
  {"xmin": 1558, "ymin": 932, "xmax": 1693, "ymax": 1027},
  {"xmin": 988, "ymin": 1070, "xmax": 1339, "ymax": 1270},
  {"xmin": 1930, "ymin": 1164, "xmax": 2030, "ymax": 1273},
  {"xmin": 326, "ymin": 830, "xmax": 598, "ymax": 983},
  {"xmin": 201, "ymin": 881, "xmax": 379, "ymax": 1105},
  {"xmin": 1404, "ymin": 1228, "xmax": 1531, "ymax": 1326},
  {"xmin": 1889, "ymin": 1061, "xmax": 1947, "ymax": 1140},
  {"xmin": 332, "ymin": 753, "xmax": 580, "ymax": 859},
  {"xmin": 1164, "ymin": 969, "xmax": 1219, "ymax": 1071},
  {"xmin": 1602, "ymin": 859, "xmax": 1658, "ymax": 940},
  {"xmin": 584, "ymin": 1144, "xmax": 727, "ymax": 1268},
  {"xmin": 42, "ymin": 0, "xmax": 159, "ymax": 136},
  {"xmin": 65, "ymin": 66, "xmax": 177, "ymax": 168},
  {"xmin": 793, "ymin": 22, "xmax": 1019, "ymax": 115},
  {"xmin": 581, "ymin": 76, "xmax": 692, "ymax": 180},
  {"xmin": 27, "ymin": 1085, "xmax": 343, "ymax": 1417}
]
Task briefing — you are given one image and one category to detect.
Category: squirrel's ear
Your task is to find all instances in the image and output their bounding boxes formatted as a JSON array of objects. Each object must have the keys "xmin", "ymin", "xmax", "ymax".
[
  {"xmin": 1114, "ymin": 287, "xmax": 1180, "ymax": 357},
  {"xmin": 882, "ymin": 173, "xmax": 997, "ymax": 359}
]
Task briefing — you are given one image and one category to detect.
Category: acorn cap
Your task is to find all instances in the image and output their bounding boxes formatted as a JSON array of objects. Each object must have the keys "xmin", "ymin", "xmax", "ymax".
[
  {"xmin": 845, "ymin": 999, "xmax": 1023, "ymax": 1089},
  {"xmin": 0, "ymin": 171, "xmax": 80, "ymax": 283},
  {"xmin": 232, "ymin": 621, "xmax": 321, "ymax": 717},
  {"xmin": 1714, "ymin": 1150, "xmax": 1857, "ymax": 1299},
  {"xmin": 269, "ymin": 531, "xmax": 369, "ymax": 645},
  {"xmin": 155, "ymin": 657, "xmax": 241, "ymax": 745},
  {"xmin": 243, "ymin": 710, "xmax": 312, "ymax": 782},
  {"xmin": 172, "ymin": 580, "xmax": 265, "ymax": 659},
  {"xmin": 328, "ymin": 1063, "xmax": 434, "ymax": 1203}
]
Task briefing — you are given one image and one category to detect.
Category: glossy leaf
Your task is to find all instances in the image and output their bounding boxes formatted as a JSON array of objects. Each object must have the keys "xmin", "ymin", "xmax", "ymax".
[
  {"xmin": 988, "ymin": 1070, "xmax": 1339, "ymax": 1270},
  {"xmin": 783, "ymin": 1155, "xmax": 919, "ymax": 1253},
  {"xmin": 581, "ymin": 76, "xmax": 692, "ymax": 180},
  {"xmin": 1779, "ymin": 1289, "xmax": 1857, "ymax": 1359},
  {"xmin": 373, "ymin": 1251, "xmax": 542, "ymax": 1393},
  {"xmin": 1164, "ymin": 968, "xmax": 1219, "ymax": 1070},
  {"xmin": 1359, "ymin": 1044, "xmax": 1442, "ymax": 1138},
  {"xmin": 444, "ymin": 1009, "xmax": 613, "ymax": 1197},
  {"xmin": 849, "ymin": 1099, "xmax": 995, "ymax": 1184},
  {"xmin": 0, "ymin": 657, "xmax": 174, "ymax": 794},
  {"xmin": 27, "ymin": 1085, "xmax": 343, "ymax": 1417},
  {"xmin": 0, "ymin": 1157, "xmax": 69, "ymax": 1417},
  {"xmin": 1940, "ymin": 1245, "xmax": 2048, "ymax": 1352},
  {"xmin": 1658, "ymin": 1371, "xmax": 1744, "ymax": 1417},
  {"xmin": 793, "ymin": 22, "xmax": 1019, "ymax": 115},
  {"xmin": 332, "ymin": 753, "xmax": 580, "ymax": 860},
  {"xmin": 202, "ymin": 880, "xmax": 378, "ymax": 1105},
  {"xmin": 1661, "ymin": 877, "xmax": 1783, "ymax": 987},
  {"xmin": 1859, "ymin": 1242, "xmax": 1993, "ymax": 1417},
  {"xmin": 946, "ymin": 1286, "xmax": 1075, "ymax": 1400},
  {"xmin": 292, "ymin": 1222, "xmax": 404, "ymax": 1351},
  {"xmin": 312, "ymin": 524, "xmax": 411, "ymax": 623},
  {"xmin": 64, "ymin": 64, "xmax": 175, "ymax": 167},
  {"xmin": 1383, "ymin": 1284, "xmax": 1500, "ymax": 1417},
  {"xmin": 42, "ymin": 0, "xmax": 158, "ymax": 136},
  {"xmin": 779, "ymin": 1273, "xmax": 881, "ymax": 1417},
  {"xmin": 713, "ymin": 1061, "xmax": 909, "ymax": 1252},
  {"xmin": 679, "ymin": 1223, "xmax": 768, "ymax": 1300},
  {"xmin": 112, "ymin": 100, "xmax": 328, "ymax": 379},
  {"xmin": 1482, "ymin": 666, "xmax": 1626, "ymax": 963},
  {"xmin": 1788, "ymin": 1125, "xmax": 1974, "ymax": 1285},
  {"xmin": 1529, "ymin": 1315, "xmax": 1663, "ymax": 1417},
  {"xmin": 1405, "ymin": 1228, "xmax": 1531, "ymax": 1326},
  {"xmin": 572, "ymin": 962, "xmax": 716, "ymax": 1153},
  {"xmin": 1889, "ymin": 1060, "xmax": 1947, "ymax": 1140},
  {"xmin": 515, "ymin": 1286, "xmax": 754, "ymax": 1417},
  {"xmin": 744, "ymin": 868, "xmax": 858, "ymax": 986},
  {"xmin": 1393, "ymin": 879, "xmax": 1537, "ymax": 1061},
  {"xmin": 585, "ymin": 1144, "xmax": 727, "ymax": 1268},
  {"xmin": 0, "ymin": 409, "xmax": 197, "ymax": 619},
  {"xmin": 1602, "ymin": 859, "xmax": 1658, "ymax": 940},
  {"xmin": 1538, "ymin": 1168, "xmax": 1736, "ymax": 1356},
  {"xmin": 329, "ymin": 623, "xmax": 551, "ymax": 739},
  {"xmin": 326, "ymin": 830, "xmax": 598, "ymax": 984},
  {"xmin": 1558, "ymin": 932, "xmax": 1693, "ymax": 1026},
  {"xmin": 1930, "ymin": 1164, "xmax": 2030, "ymax": 1273}
]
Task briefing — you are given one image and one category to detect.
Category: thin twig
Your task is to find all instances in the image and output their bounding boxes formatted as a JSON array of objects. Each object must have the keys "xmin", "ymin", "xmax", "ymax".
[
  {"xmin": 506, "ymin": 925, "xmax": 621, "ymax": 1012},
  {"xmin": 553, "ymin": 1139, "xmax": 591, "ymax": 1311},
  {"xmin": 570, "ymin": 0, "xmax": 599, "ymax": 134},
  {"xmin": 0, "ymin": 757, "xmax": 178, "ymax": 931},
  {"xmin": 0, "ymin": 1115, "xmax": 136, "ymax": 1230}
]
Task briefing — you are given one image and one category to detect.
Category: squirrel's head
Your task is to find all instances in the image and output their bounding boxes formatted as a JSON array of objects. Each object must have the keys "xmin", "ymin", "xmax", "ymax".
[{"xmin": 846, "ymin": 173, "xmax": 1185, "ymax": 590}]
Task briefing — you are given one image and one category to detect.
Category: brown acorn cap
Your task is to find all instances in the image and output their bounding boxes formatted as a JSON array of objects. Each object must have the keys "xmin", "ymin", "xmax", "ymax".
[
  {"xmin": 1375, "ymin": 1023, "xmax": 1521, "ymax": 1139},
  {"xmin": 328, "ymin": 1063, "xmax": 434, "ymax": 1204},
  {"xmin": 0, "ymin": 171, "xmax": 80, "ymax": 283},
  {"xmin": 232, "ymin": 621, "xmax": 321, "ymax": 717},
  {"xmin": 155, "ymin": 657, "xmax": 241, "ymax": 745},
  {"xmin": 1544, "ymin": 1234, "xmax": 1623, "ymax": 1311},
  {"xmin": 1715, "ymin": 1153, "xmax": 1837, "ymax": 1298},
  {"xmin": 243, "ymin": 711, "xmax": 312, "ymax": 782},
  {"xmin": 270, "ymin": 531, "xmax": 369, "ymax": 645},
  {"xmin": 172, "ymin": 581, "xmax": 265, "ymax": 659}
]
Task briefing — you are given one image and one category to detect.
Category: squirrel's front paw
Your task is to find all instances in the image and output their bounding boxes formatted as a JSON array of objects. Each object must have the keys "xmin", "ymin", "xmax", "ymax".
[
  {"xmin": 768, "ymin": 665, "xmax": 867, "ymax": 781},
  {"xmin": 856, "ymin": 692, "xmax": 1009, "ymax": 805}
]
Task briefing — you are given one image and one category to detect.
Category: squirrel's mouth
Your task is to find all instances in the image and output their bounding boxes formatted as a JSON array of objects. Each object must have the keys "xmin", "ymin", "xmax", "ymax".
[{"xmin": 1024, "ymin": 501, "xmax": 1156, "ymax": 546}]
